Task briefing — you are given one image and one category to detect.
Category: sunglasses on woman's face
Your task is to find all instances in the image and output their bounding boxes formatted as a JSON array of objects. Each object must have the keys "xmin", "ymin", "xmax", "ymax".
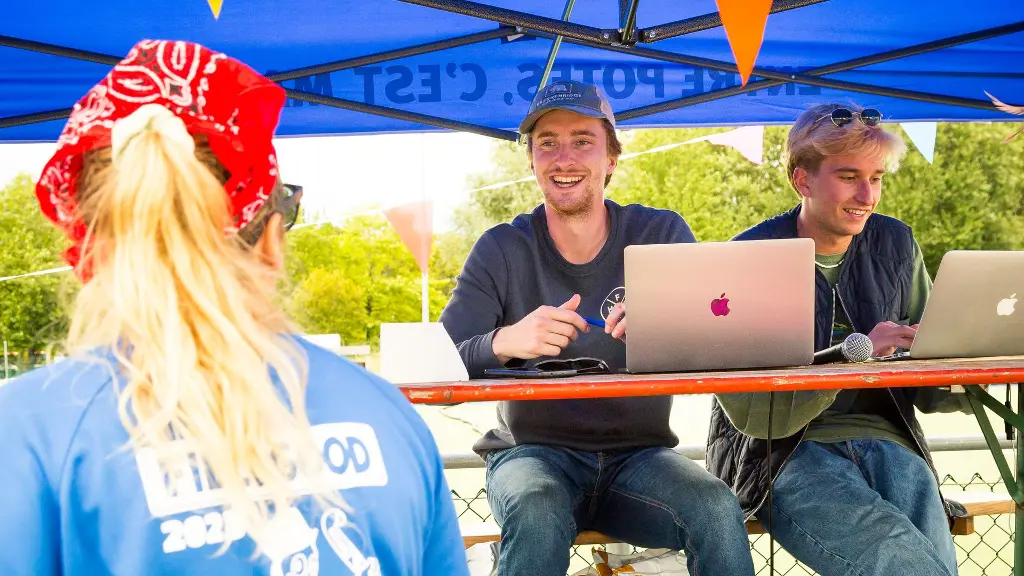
[
  {"xmin": 239, "ymin": 182, "xmax": 303, "ymax": 245},
  {"xmin": 815, "ymin": 107, "xmax": 882, "ymax": 128},
  {"xmin": 279, "ymin": 183, "xmax": 303, "ymax": 231}
]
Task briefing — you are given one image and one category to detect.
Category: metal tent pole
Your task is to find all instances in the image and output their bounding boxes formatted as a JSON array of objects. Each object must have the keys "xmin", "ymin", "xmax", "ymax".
[
  {"xmin": 536, "ymin": 0, "xmax": 577, "ymax": 92},
  {"xmin": 616, "ymin": 20, "xmax": 1024, "ymax": 121},
  {"xmin": 1017, "ymin": 382, "xmax": 1023, "ymax": 575},
  {"xmin": 639, "ymin": 0, "xmax": 827, "ymax": 43},
  {"xmin": 267, "ymin": 26, "xmax": 517, "ymax": 82},
  {"xmin": 399, "ymin": 0, "xmax": 621, "ymax": 45}
]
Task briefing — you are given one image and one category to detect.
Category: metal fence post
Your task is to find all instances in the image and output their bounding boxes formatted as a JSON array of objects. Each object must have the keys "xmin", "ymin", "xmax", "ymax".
[{"xmin": 1016, "ymin": 382, "xmax": 1023, "ymax": 576}]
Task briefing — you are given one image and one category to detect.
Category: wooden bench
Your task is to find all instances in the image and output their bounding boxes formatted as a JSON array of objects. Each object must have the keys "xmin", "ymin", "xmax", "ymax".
[{"xmin": 461, "ymin": 492, "xmax": 1015, "ymax": 549}]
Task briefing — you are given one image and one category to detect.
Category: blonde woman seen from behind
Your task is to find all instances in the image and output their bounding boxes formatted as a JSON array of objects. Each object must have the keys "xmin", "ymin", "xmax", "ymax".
[{"xmin": 0, "ymin": 39, "xmax": 468, "ymax": 576}]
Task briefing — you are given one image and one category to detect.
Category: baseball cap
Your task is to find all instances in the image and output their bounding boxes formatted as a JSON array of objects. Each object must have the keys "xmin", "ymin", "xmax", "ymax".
[{"xmin": 518, "ymin": 80, "xmax": 616, "ymax": 135}]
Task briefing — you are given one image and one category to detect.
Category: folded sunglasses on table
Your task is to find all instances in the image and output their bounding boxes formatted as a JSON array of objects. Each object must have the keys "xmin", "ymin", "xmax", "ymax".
[{"xmin": 483, "ymin": 357, "xmax": 611, "ymax": 378}]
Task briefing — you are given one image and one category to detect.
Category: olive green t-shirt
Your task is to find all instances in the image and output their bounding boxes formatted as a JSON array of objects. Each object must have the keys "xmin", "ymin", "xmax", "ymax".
[
  {"xmin": 801, "ymin": 245, "xmax": 932, "ymax": 450},
  {"xmin": 713, "ymin": 237, "xmax": 971, "ymax": 442}
]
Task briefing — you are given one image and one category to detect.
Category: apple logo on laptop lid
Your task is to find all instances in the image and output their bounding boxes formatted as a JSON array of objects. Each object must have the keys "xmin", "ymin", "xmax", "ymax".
[
  {"xmin": 711, "ymin": 293, "xmax": 730, "ymax": 317},
  {"xmin": 997, "ymin": 293, "xmax": 1018, "ymax": 316}
]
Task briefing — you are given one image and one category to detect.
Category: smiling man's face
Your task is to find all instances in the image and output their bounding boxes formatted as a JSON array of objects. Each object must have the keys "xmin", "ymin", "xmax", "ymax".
[
  {"xmin": 795, "ymin": 151, "xmax": 886, "ymax": 242},
  {"xmin": 530, "ymin": 109, "xmax": 617, "ymax": 219}
]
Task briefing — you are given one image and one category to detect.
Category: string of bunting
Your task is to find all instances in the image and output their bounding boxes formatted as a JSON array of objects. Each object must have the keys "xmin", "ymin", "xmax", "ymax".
[{"xmin": 1, "ymin": 119, "xmax": 947, "ymax": 284}]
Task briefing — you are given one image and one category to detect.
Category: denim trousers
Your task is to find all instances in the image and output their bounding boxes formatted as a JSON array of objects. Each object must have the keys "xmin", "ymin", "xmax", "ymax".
[
  {"xmin": 485, "ymin": 444, "xmax": 755, "ymax": 576},
  {"xmin": 756, "ymin": 439, "xmax": 958, "ymax": 576}
]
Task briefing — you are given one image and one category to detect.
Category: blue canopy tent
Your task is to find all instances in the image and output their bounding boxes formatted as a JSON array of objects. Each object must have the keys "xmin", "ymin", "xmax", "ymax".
[
  {"xmin": 2, "ymin": 0, "xmax": 1023, "ymax": 142},
  {"xmin": 5, "ymin": 2, "xmax": 1024, "ymax": 572}
]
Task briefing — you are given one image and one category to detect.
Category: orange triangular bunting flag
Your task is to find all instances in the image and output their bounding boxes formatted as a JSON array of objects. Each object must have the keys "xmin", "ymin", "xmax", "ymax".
[
  {"xmin": 207, "ymin": 0, "xmax": 224, "ymax": 19},
  {"xmin": 384, "ymin": 201, "xmax": 434, "ymax": 274},
  {"xmin": 716, "ymin": 0, "xmax": 773, "ymax": 86}
]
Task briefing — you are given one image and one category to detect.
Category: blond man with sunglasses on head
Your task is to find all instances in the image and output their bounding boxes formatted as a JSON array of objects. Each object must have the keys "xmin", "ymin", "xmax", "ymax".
[{"xmin": 706, "ymin": 103, "xmax": 974, "ymax": 576}]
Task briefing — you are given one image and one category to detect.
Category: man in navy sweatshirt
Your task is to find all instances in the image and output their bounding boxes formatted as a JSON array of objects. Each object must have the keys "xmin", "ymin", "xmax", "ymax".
[{"xmin": 439, "ymin": 80, "xmax": 755, "ymax": 576}]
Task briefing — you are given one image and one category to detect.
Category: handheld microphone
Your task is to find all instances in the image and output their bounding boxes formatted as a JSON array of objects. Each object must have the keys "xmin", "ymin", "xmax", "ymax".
[{"xmin": 812, "ymin": 332, "xmax": 873, "ymax": 365}]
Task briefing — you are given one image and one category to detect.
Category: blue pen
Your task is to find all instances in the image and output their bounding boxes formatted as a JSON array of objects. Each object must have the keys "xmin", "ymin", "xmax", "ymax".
[{"xmin": 583, "ymin": 317, "xmax": 605, "ymax": 328}]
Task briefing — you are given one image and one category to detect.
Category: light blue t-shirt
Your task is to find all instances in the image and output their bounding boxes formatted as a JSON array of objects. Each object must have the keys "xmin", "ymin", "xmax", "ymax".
[{"xmin": 0, "ymin": 338, "xmax": 468, "ymax": 576}]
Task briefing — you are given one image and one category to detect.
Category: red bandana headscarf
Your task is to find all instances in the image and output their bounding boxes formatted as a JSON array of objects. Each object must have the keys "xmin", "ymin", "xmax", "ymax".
[{"xmin": 35, "ymin": 39, "xmax": 286, "ymax": 278}]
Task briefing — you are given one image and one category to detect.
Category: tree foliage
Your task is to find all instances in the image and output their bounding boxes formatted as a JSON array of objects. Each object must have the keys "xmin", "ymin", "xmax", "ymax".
[
  {"xmin": 880, "ymin": 123, "xmax": 1024, "ymax": 275},
  {"xmin": 447, "ymin": 142, "xmax": 540, "ymax": 266},
  {"xmin": 458, "ymin": 141, "xmax": 539, "ymax": 227},
  {"xmin": 283, "ymin": 214, "xmax": 462, "ymax": 347},
  {"xmin": 608, "ymin": 127, "xmax": 796, "ymax": 241},
  {"xmin": 0, "ymin": 174, "xmax": 71, "ymax": 354},
  {"xmin": 1, "ymin": 122, "xmax": 1021, "ymax": 355},
  {"xmin": 456, "ymin": 123, "xmax": 1024, "ymax": 277},
  {"xmin": 452, "ymin": 128, "xmax": 799, "ymax": 245}
]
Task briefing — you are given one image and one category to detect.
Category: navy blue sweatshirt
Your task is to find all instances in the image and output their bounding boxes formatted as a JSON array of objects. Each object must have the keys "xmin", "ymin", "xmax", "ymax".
[{"xmin": 439, "ymin": 200, "xmax": 697, "ymax": 455}]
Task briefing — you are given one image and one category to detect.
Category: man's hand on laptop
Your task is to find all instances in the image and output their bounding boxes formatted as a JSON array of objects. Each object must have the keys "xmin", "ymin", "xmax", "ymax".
[
  {"xmin": 868, "ymin": 321, "xmax": 919, "ymax": 357},
  {"xmin": 604, "ymin": 302, "xmax": 627, "ymax": 341},
  {"xmin": 492, "ymin": 294, "xmax": 590, "ymax": 364}
]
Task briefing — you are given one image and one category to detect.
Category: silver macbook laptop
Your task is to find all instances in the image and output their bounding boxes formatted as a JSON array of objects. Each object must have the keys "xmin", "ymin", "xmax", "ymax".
[
  {"xmin": 624, "ymin": 238, "xmax": 815, "ymax": 373},
  {"xmin": 910, "ymin": 250, "xmax": 1024, "ymax": 359}
]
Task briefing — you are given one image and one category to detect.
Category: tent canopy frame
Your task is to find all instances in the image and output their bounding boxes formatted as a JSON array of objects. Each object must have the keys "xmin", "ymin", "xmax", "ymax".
[{"xmin": 2, "ymin": 0, "xmax": 1023, "ymax": 140}]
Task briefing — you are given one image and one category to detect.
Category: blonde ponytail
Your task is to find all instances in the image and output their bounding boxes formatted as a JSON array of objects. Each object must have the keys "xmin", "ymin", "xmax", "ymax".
[{"xmin": 68, "ymin": 127, "xmax": 338, "ymax": 554}]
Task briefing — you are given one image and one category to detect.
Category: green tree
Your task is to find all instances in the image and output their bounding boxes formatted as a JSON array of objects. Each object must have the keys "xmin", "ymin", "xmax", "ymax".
[
  {"xmin": 288, "ymin": 268, "xmax": 370, "ymax": 346},
  {"xmin": 284, "ymin": 214, "xmax": 463, "ymax": 347},
  {"xmin": 453, "ymin": 127, "xmax": 798, "ymax": 245},
  {"xmin": 455, "ymin": 123, "xmax": 1024, "ymax": 277},
  {"xmin": 459, "ymin": 141, "xmax": 539, "ymax": 226},
  {"xmin": 608, "ymin": 127, "xmax": 795, "ymax": 241},
  {"xmin": 880, "ymin": 123, "xmax": 1024, "ymax": 275},
  {"xmin": 0, "ymin": 174, "xmax": 71, "ymax": 356},
  {"xmin": 448, "ymin": 141, "xmax": 542, "ymax": 265}
]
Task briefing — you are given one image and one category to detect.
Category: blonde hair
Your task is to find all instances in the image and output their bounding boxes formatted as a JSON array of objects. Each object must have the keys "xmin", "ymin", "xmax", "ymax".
[
  {"xmin": 68, "ymin": 130, "xmax": 336, "ymax": 554},
  {"xmin": 786, "ymin": 103, "xmax": 908, "ymax": 190}
]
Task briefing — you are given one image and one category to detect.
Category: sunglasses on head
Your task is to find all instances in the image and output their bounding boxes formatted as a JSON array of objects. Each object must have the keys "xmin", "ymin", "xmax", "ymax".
[
  {"xmin": 814, "ymin": 107, "xmax": 882, "ymax": 128},
  {"xmin": 240, "ymin": 182, "xmax": 302, "ymax": 245}
]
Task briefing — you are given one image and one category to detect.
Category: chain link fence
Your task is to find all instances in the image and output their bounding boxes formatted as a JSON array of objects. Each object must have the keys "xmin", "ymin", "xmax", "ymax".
[{"xmin": 453, "ymin": 472, "xmax": 1015, "ymax": 575}]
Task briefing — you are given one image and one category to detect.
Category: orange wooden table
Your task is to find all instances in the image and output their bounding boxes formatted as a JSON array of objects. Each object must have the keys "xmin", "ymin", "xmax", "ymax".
[
  {"xmin": 401, "ymin": 356, "xmax": 1024, "ymax": 573},
  {"xmin": 398, "ymin": 356, "xmax": 1024, "ymax": 405}
]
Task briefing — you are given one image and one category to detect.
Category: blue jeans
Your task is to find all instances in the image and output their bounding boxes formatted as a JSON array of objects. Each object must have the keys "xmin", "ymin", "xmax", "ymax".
[
  {"xmin": 486, "ymin": 444, "xmax": 755, "ymax": 576},
  {"xmin": 756, "ymin": 440, "xmax": 957, "ymax": 576}
]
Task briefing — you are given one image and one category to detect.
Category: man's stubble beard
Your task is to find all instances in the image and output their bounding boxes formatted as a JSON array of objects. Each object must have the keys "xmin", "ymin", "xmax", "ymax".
[{"xmin": 545, "ymin": 181, "xmax": 599, "ymax": 222}]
